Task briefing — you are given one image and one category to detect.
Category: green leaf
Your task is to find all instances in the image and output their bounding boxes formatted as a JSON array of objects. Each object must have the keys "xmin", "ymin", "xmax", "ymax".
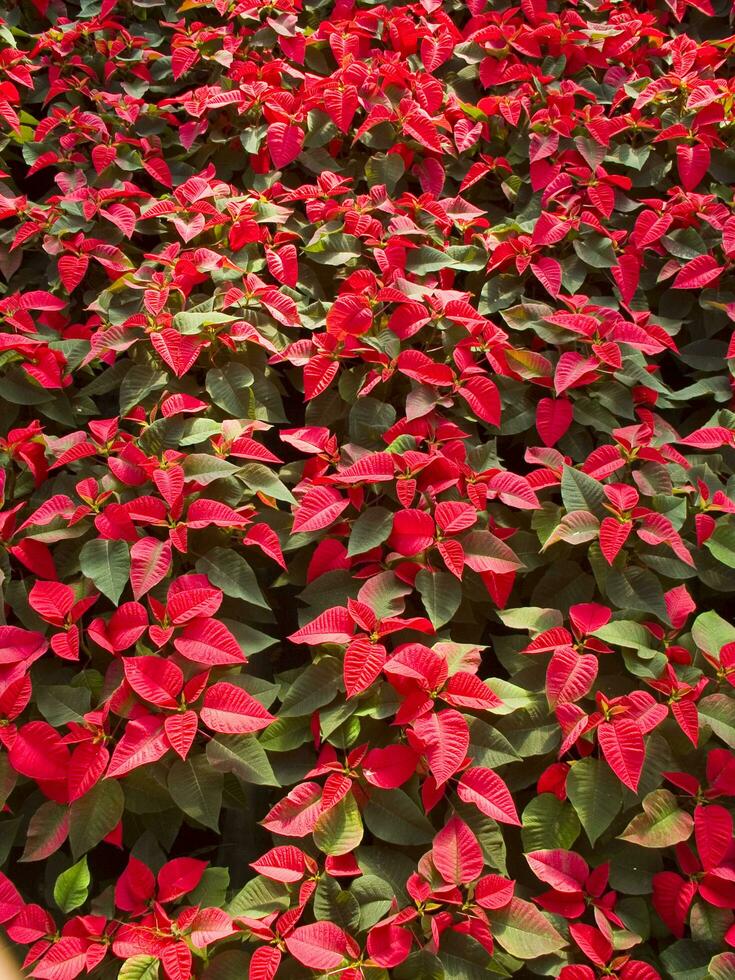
[
  {"xmin": 698, "ymin": 694, "xmax": 735, "ymax": 748},
  {"xmin": 238, "ymin": 462, "xmax": 295, "ymax": 503},
  {"xmin": 53, "ymin": 856, "xmax": 90, "ymax": 913},
  {"xmin": 365, "ymin": 153, "xmax": 404, "ymax": 193},
  {"xmin": 313, "ymin": 875, "xmax": 360, "ymax": 933},
  {"xmin": 118, "ymin": 955, "xmax": 161, "ymax": 980},
  {"xmin": 313, "ymin": 792, "xmax": 364, "ymax": 856},
  {"xmin": 206, "ymin": 363, "xmax": 255, "ymax": 416},
  {"xmin": 69, "ymin": 780, "xmax": 124, "ymax": 859},
  {"xmin": 416, "ymin": 569, "xmax": 462, "ymax": 628},
  {"xmin": 489, "ymin": 897, "xmax": 566, "ymax": 958},
  {"xmin": 168, "ymin": 756, "xmax": 223, "ymax": 831},
  {"xmin": 196, "ymin": 547, "xmax": 267, "ymax": 607},
  {"xmin": 496, "ymin": 607, "xmax": 563, "ymax": 631},
  {"xmin": 279, "ymin": 657, "xmax": 342, "ymax": 717},
  {"xmin": 439, "ymin": 933, "xmax": 495, "ymax": 980},
  {"xmin": 522, "ymin": 795, "xmax": 580, "ymax": 851},
  {"xmin": 206, "ymin": 734, "xmax": 278, "ymax": 786},
  {"xmin": 182, "ymin": 454, "xmax": 240, "ymax": 485},
  {"xmin": 567, "ymin": 758, "xmax": 623, "ymax": 845},
  {"xmin": 227, "ymin": 876, "xmax": 290, "ymax": 917},
  {"xmin": 467, "ymin": 718, "xmax": 520, "ymax": 768},
  {"xmin": 620, "ymin": 789, "xmax": 694, "ymax": 847},
  {"xmin": 351, "ymin": 874, "xmax": 394, "ymax": 931},
  {"xmin": 348, "ymin": 507, "xmax": 393, "ymax": 557},
  {"xmin": 363, "ymin": 789, "xmax": 434, "ymax": 845},
  {"xmin": 120, "ymin": 364, "xmax": 166, "ymax": 415},
  {"xmin": 692, "ymin": 611, "xmax": 735, "ymax": 656},
  {"xmin": 561, "ymin": 466, "xmax": 605, "ymax": 517},
  {"xmin": 36, "ymin": 685, "xmax": 91, "ymax": 726},
  {"xmin": 709, "ymin": 952, "xmax": 735, "ymax": 980},
  {"xmin": 79, "ymin": 539, "xmax": 130, "ymax": 604}
]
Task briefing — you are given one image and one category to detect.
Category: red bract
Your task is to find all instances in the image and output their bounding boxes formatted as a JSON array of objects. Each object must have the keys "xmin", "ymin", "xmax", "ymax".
[{"xmin": 0, "ymin": 0, "xmax": 734, "ymax": 977}]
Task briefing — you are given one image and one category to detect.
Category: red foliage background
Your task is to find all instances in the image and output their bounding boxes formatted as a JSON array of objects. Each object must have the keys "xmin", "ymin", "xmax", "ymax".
[{"xmin": 0, "ymin": 0, "xmax": 734, "ymax": 977}]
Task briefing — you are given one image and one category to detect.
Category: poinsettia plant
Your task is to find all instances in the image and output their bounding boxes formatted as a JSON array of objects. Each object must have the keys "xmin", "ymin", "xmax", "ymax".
[{"xmin": 0, "ymin": 0, "xmax": 734, "ymax": 977}]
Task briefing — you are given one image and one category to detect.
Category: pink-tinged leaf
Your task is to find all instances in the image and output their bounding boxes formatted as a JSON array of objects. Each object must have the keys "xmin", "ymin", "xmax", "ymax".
[
  {"xmin": 130, "ymin": 538, "xmax": 171, "ymax": 599},
  {"xmin": 523, "ymin": 627, "xmax": 574, "ymax": 655},
  {"xmin": 475, "ymin": 874, "xmax": 515, "ymax": 909},
  {"xmin": 571, "ymin": 603, "xmax": 611, "ymax": 635},
  {"xmin": 28, "ymin": 580, "xmax": 74, "ymax": 625},
  {"xmin": 326, "ymin": 294, "xmax": 373, "ymax": 337},
  {"xmin": 114, "ymin": 856, "xmax": 155, "ymax": 913},
  {"xmin": 266, "ymin": 244, "xmax": 298, "ymax": 287},
  {"xmin": 0, "ymin": 625, "xmax": 48, "ymax": 664},
  {"xmin": 261, "ymin": 782, "xmax": 323, "ymax": 837},
  {"xmin": 569, "ymin": 923, "xmax": 612, "ymax": 966},
  {"xmin": 536, "ymin": 397, "xmax": 573, "ymax": 447},
  {"xmin": 189, "ymin": 907, "xmax": 235, "ymax": 948},
  {"xmin": 612, "ymin": 252, "xmax": 640, "ymax": 306},
  {"xmin": 151, "ymin": 329, "xmax": 204, "ymax": 378},
  {"xmin": 363, "ymin": 745, "xmax": 418, "ymax": 789},
  {"xmin": 250, "ymin": 846, "xmax": 307, "ymax": 883},
  {"xmin": 434, "ymin": 501, "xmax": 477, "ymax": 534},
  {"xmin": 164, "ymin": 711, "xmax": 198, "ymax": 760},
  {"xmin": 633, "ymin": 210, "xmax": 672, "ymax": 248},
  {"xmin": 9, "ymin": 722, "xmax": 68, "ymax": 782},
  {"xmin": 284, "ymin": 922, "xmax": 357, "ymax": 970},
  {"xmin": 456, "ymin": 767, "xmax": 521, "ymax": 825},
  {"xmin": 461, "ymin": 530, "xmax": 523, "ymax": 575},
  {"xmin": 411, "ymin": 709, "xmax": 469, "ymax": 786},
  {"xmin": 58, "ymin": 254, "xmax": 88, "ymax": 292},
  {"xmin": 330, "ymin": 452, "xmax": 394, "ymax": 485},
  {"xmin": 546, "ymin": 647, "xmax": 598, "ymax": 708},
  {"xmin": 32, "ymin": 937, "xmax": 88, "ymax": 980},
  {"xmin": 67, "ymin": 742, "xmax": 109, "ymax": 801},
  {"xmin": 432, "ymin": 815, "xmax": 484, "ymax": 884},
  {"xmin": 694, "ymin": 803, "xmax": 733, "ymax": 871},
  {"xmin": 438, "ymin": 538, "xmax": 465, "ymax": 578},
  {"xmin": 673, "ymin": 254, "xmax": 724, "ymax": 290},
  {"xmin": 186, "ymin": 499, "xmax": 250, "ymax": 529},
  {"xmin": 530, "ymin": 257, "xmax": 562, "ymax": 297},
  {"xmin": 526, "ymin": 849, "xmax": 589, "ymax": 892},
  {"xmin": 597, "ymin": 719, "xmax": 645, "ymax": 792},
  {"xmin": 458, "ymin": 376, "xmax": 501, "ymax": 425},
  {"xmin": 652, "ymin": 871, "xmax": 696, "ymax": 938},
  {"xmin": 396, "ymin": 349, "xmax": 454, "ymax": 386},
  {"xmin": 123, "ymin": 656, "xmax": 183, "ymax": 708},
  {"xmin": 292, "ymin": 485, "xmax": 349, "ymax": 533},
  {"xmin": 676, "ymin": 143, "xmax": 710, "ymax": 191},
  {"xmin": 488, "ymin": 471, "xmax": 540, "ymax": 510},
  {"xmin": 288, "ymin": 607, "xmax": 353, "ymax": 645},
  {"xmin": 554, "ymin": 353, "xmax": 599, "ymax": 395},
  {"xmin": 167, "ymin": 581, "xmax": 222, "ymax": 624},
  {"xmin": 388, "ymin": 508, "xmax": 435, "ymax": 556},
  {"xmin": 367, "ymin": 922, "xmax": 413, "ymax": 968},
  {"xmin": 304, "ymin": 356, "xmax": 339, "ymax": 400},
  {"xmin": 267, "ymin": 122, "xmax": 304, "ymax": 169},
  {"xmin": 200, "ymin": 682, "xmax": 275, "ymax": 734},
  {"xmin": 174, "ymin": 618, "xmax": 245, "ymax": 666},
  {"xmin": 0, "ymin": 872, "xmax": 23, "ymax": 923},
  {"xmin": 441, "ymin": 672, "xmax": 502, "ymax": 710},
  {"xmin": 678, "ymin": 426, "xmax": 732, "ymax": 449},
  {"xmin": 599, "ymin": 517, "xmax": 632, "ymax": 564},
  {"xmin": 344, "ymin": 638, "xmax": 386, "ymax": 697},
  {"xmin": 107, "ymin": 717, "xmax": 170, "ymax": 782},
  {"xmin": 249, "ymin": 946, "xmax": 281, "ymax": 980},
  {"xmin": 157, "ymin": 857, "xmax": 208, "ymax": 903}
]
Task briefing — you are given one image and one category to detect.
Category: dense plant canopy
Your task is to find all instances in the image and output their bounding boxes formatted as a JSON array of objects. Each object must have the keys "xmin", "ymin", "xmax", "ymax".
[{"xmin": 1, "ymin": 0, "xmax": 735, "ymax": 977}]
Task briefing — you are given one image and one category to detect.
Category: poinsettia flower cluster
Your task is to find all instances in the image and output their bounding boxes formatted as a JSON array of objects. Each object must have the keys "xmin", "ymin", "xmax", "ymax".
[{"xmin": 0, "ymin": 0, "xmax": 734, "ymax": 977}]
